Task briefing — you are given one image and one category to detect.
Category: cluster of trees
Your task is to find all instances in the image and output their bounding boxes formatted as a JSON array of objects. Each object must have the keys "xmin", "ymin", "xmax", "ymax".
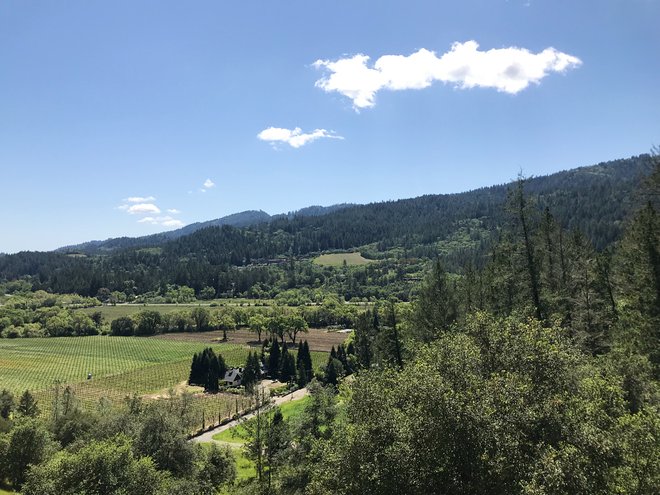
[
  {"xmin": 323, "ymin": 344, "xmax": 356, "ymax": 387},
  {"xmin": 0, "ymin": 154, "xmax": 657, "ymax": 494},
  {"xmin": 266, "ymin": 341, "xmax": 295, "ymax": 385},
  {"xmin": 0, "ymin": 387, "xmax": 236, "ymax": 493},
  {"xmin": 188, "ymin": 348, "xmax": 228, "ymax": 393},
  {"xmin": 304, "ymin": 314, "xmax": 659, "ymax": 495},
  {"xmin": 109, "ymin": 305, "xmax": 322, "ymax": 343},
  {"xmin": 263, "ymin": 339, "xmax": 314, "ymax": 387},
  {"xmin": 0, "ymin": 289, "xmax": 101, "ymax": 338}
]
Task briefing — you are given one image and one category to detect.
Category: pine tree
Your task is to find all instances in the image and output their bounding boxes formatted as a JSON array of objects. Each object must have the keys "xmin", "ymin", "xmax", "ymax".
[
  {"xmin": 279, "ymin": 345, "xmax": 297, "ymax": 383},
  {"xmin": 188, "ymin": 352, "xmax": 201, "ymax": 386},
  {"xmin": 411, "ymin": 259, "xmax": 458, "ymax": 342},
  {"xmin": 242, "ymin": 352, "xmax": 258, "ymax": 392},
  {"xmin": 268, "ymin": 340, "xmax": 281, "ymax": 379},
  {"xmin": 508, "ymin": 177, "xmax": 543, "ymax": 320},
  {"xmin": 17, "ymin": 390, "xmax": 39, "ymax": 417},
  {"xmin": 302, "ymin": 340, "xmax": 312, "ymax": 376},
  {"xmin": 188, "ymin": 348, "xmax": 226, "ymax": 392},
  {"xmin": 0, "ymin": 389, "xmax": 14, "ymax": 419}
]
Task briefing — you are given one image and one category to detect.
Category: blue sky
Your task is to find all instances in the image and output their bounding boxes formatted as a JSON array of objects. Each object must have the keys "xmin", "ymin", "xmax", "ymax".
[{"xmin": 1, "ymin": 0, "xmax": 659, "ymax": 253}]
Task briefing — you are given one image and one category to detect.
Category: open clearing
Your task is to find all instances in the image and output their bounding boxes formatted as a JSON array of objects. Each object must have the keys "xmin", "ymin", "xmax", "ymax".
[
  {"xmin": 312, "ymin": 252, "xmax": 374, "ymax": 266},
  {"xmin": 153, "ymin": 327, "xmax": 351, "ymax": 353}
]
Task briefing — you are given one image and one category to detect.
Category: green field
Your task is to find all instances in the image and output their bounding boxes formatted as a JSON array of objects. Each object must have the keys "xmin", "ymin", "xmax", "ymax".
[
  {"xmin": 0, "ymin": 335, "xmax": 326, "ymax": 421},
  {"xmin": 0, "ymin": 336, "xmax": 248, "ymax": 395},
  {"xmin": 312, "ymin": 252, "xmax": 374, "ymax": 267}
]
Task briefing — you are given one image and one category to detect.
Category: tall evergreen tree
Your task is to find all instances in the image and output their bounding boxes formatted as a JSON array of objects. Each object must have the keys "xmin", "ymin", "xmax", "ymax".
[
  {"xmin": 411, "ymin": 259, "xmax": 458, "ymax": 342},
  {"xmin": 268, "ymin": 339, "xmax": 281, "ymax": 379},
  {"xmin": 242, "ymin": 352, "xmax": 260, "ymax": 392},
  {"xmin": 17, "ymin": 390, "xmax": 39, "ymax": 417}
]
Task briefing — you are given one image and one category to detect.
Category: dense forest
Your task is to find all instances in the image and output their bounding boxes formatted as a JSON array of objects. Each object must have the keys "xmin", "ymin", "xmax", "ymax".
[{"xmin": 0, "ymin": 154, "xmax": 654, "ymax": 302}]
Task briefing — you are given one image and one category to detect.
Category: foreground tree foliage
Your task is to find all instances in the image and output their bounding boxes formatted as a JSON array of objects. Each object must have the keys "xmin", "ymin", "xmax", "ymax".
[
  {"xmin": 22, "ymin": 436, "xmax": 166, "ymax": 495},
  {"xmin": 307, "ymin": 314, "xmax": 659, "ymax": 495},
  {"xmin": 0, "ymin": 393, "xmax": 236, "ymax": 493}
]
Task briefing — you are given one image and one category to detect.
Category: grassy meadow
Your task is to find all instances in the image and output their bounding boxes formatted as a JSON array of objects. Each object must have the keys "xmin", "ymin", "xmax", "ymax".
[{"xmin": 312, "ymin": 252, "xmax": 374, "ymax": 267}]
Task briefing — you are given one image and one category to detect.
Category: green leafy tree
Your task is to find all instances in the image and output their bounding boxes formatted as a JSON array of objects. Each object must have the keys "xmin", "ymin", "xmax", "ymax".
[
  {"xmin": 248, "ymin": 313, "xmax": 269, "ymax": 342},
  {"xmin": 190, "ymin": 307, "xmax": 211, "ymax": 332},
  {"xmin": 134, "ymin": 310, "xmax": 162, "ymax": 336},
  {"xmin": 22, "ymin": 436, "xmax": 167, "ymax": 495},
  {"xmin": 195, "ymin": 443, "xmax": 236, "ymax": 489},
  {"xmin": 286, "ymin": 313, "xmax": 308, "ymax": 344},
  {"xmin": 135, "ymin": 404, "xmax": 195, "ymax": 476},
  {"xmin": 199, "ymin": 286, "xmax": 217, "ymax": 300},
  {"xmin": 214, "ymin": 311, "xmax": 236, "ymax": 341},
  {"xmin": 5, "ymin": 417, "xmax": 57, "ymax": 487},
  {"xmin": 111, "ymin": 316, "xmax": 135, "ymax": 336}
]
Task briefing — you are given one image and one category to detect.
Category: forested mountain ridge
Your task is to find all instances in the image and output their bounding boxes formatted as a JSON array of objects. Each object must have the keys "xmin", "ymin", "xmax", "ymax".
[
  {"xmin": 0, "ymin": 154, "xmax": 654, "ymax": 298},
  {"xmin": 56, "ymin": 204, "xmax": 354, "ymax": 255},
  {"xmin": 155, "ymin": 153, "xmax": 653, "ymax": 260}
]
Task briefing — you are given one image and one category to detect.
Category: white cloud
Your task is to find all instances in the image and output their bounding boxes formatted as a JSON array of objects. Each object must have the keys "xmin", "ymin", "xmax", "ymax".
[
  {"xmin": 126, "ymin": 203, "xmax": 161, "ymax": 215},
  {"xmin": 125, "ymin": 196, "xmax": 156, "ymax": 203},
  {"xmin": 257, "ymin": 127, "xmax": 344, "ymax": 148},
  {"xmin": 203, "ymin": 179, "xmax": 215, "ymax": 189},
  {"xmin": 167, "ymin": 208, "xmax": 181, "ymax": 214},
  {"xmin": 313, "ymin": 41, "xmax": 582, "ymax": 109},
  {"xmin": 137, "ymin": 216, "xmax": 184, "ymax": 228}
]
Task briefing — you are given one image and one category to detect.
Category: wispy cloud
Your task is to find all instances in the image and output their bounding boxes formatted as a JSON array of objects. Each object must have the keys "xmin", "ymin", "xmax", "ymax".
[
  {"xmin": 126, "ymin": 203, "xmax": 161, "ymax": 215},
  {"xmin": 117, "ymin": 196, "xmax": 183, "ymax": 228},
  {"xmin": 313, "ymin": 41, "xmax": 582, "ymax": 109},
  {"xmin": 258, "ymin": 127, "xmax": 344, "ymax": 148},
  {"xmin": 124, "ymin": 196, "xmax": 156, "ymax": 203}
]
